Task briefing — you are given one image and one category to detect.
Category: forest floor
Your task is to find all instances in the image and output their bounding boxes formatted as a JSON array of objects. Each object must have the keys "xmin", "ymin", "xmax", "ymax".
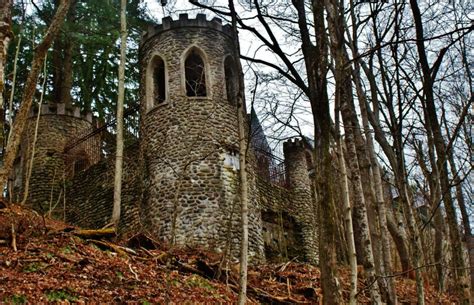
[{"xmin": 0, "ymin": 202, "xmax": 459, "ymax": 304}]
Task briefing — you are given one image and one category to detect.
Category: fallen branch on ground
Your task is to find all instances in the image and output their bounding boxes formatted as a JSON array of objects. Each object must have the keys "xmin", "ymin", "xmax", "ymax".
[
  {"xmin": 72, "ymin": 228, "xmax": 116, "ymax": 239},
  {"xmin": 11, "ymin": 223, "xmax": 17, "ymax": 252},
  {"xmin": 87, "ymin": 239, "xmax": 136, "ymax": 257}
]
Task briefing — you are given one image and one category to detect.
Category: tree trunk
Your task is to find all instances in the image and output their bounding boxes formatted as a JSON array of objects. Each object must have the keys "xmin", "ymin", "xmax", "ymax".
[
  {"xmin": 354, "ymin": 68, "xmax": 397, "ymax": 304},
  {"xmin": 51, "ymin": 39, "xmax": 63, "ymax": 103},
  {"xmin": 324, "ymin": 0, "xmax": 382, "ymax": 302},
  {"xmin": 447, "ymin": 140, "xmax": 473, "ymax": 296},
  {"xmin": 294, "ymin": 0, "xmax": 341, "ymax": 302},
  {"xmin": 337, "ymin": 140, "xmax": 357, "ymax": 305},
  {"xmin": 349, "ymin": 28, "xmax": 397, "ymax": 301},
  {"xmin": 111, "ymin": 0, "xmax": 127, "ymax": 226},
  {"xmin": 227, "ymin": 1, "xmax": 249, "ymax": 304},
  {"xmin": 386, "ymin": 207, "xmax": 411, "ymax": 273},
  {"xmin": 0, "ymin": 0, "xmax": 11, "ymax": 146},
  {"xmin": 60, "ymin": 39, "xmax": 74, "ymax": 107},
  {"xmin": 22, "ymin": 57, "xmax": 48, "ymax": 205},
  {"xmin": 409, "ymin": 1, "xmax": 470, "ymax": 302},
  {"xmin": 395, "ymin": 169, "xmax": 426, "ymax": 305},
  {"xmin": 236, "ymin": 91, "xmax": 249, "ymax": 305},
  {"xmin": 413, "ymin": 136, "xmax": 446, "ymax": 290},
  {"xmin": 0, "ymin": 0, "xmax": 72, "ymax": 192}
]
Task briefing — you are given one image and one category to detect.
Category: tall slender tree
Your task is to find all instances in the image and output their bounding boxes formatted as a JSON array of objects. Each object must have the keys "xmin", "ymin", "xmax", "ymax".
[
  {"xmin": 0, "ymin": 0, "xmax": 12, "ymax": 147},
  {"xmin": 409, "ymin": 1, "xmax": 470, "ymax": 302},
  {"xmin": 111, "ymin": 0, "xmax": 127, "ymax": 226}
]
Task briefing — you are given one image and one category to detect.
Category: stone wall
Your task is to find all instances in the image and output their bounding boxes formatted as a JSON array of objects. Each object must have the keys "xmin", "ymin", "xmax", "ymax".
[
  {"xmin": 65, "ymin": 145, "xmax": 140, "ymax": 232},
  {"xmin": 256, "ymin": 176, "xmax": 319, "ymax": 264},
  {"xmin": 15, "ymin": 104, "xmax": 99, "ymax": 214},
  {"xmin": 138, "ymin": 14, "xmax": 264, "ymax": 260}
]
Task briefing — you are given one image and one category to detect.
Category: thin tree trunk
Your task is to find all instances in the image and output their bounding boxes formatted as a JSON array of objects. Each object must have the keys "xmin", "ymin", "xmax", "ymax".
[
  {"xmin": 337, "ymin": 139, "xmax": 357, "ymax": 305},
  {"xmin": 349, "ymin": 30, "xmax": 397, "ymax": 302},
  {"xmin": 0, "ymin": 0, "xmax": 11, "ymax": 147},
  {"xmin": 0, "ymin": 0, "xmax": 11, "ymax": 110},
  {"xmin": 396, "ymin": 171, "xmax": 426, "ymax": 305},
  {"xmin": 59, "ymin": 0, "xmax": 77, "ymax": 108},
  {"xmin": 7, "ymin": 34, "xmax": 20, "ymax": 141},
  {"xmin": 357, "ymin": 78, "xmax": 397, "ymax": 303},
  {"xmin": 446, "ymin": 129, "xmax": 473, "ymax": 297},
  {"xmin": 236, "ymin": 93, "xmax": 249, "ymax": 305},
  {"xmin": 60, "ymin": 39, "xmax": 73, "ymax": 107},
  {"xmin": 227, "ymin": 1, "xmax": 249, "ymax": 303},
  {"xmin": 386, "ymin": 207, "xmax": 411, "ymax": 272},
  {"xmin": 409, "ymin": 1, "xmax": 470, "ymax": 302},
  {"xmin": 413, "ymin": 137, "xmax": 446, "ymax": 290},
  {"xmin": 51, "ymin": 38, "xmax": 63, "ymax": 103},
  {"xmin": 295, "ymin": 0, "xmax": 341, "ymax": 301},
  {"xmin": 324, "ymin": 0, "xmax": 382, "ymax": 302},
  {"xmin": 0, "ymin": 0, "xmax": 71, "ymax": 192},
  {"xmin": 22, "ymin": 56, "xmax": 48, "ymax": 205},
  {"xmin": 111, "ymin": 0, "xmax": 127, "ymax": 226}
]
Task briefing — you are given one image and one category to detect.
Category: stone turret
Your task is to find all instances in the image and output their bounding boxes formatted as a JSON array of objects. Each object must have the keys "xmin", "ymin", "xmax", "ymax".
[
  {"xmin": 283, "ymin": 138, "xmax": 313, "ymax": 191},
  {"xmin": 139, "ymin": 14, "xmax": 264, "ymax": 259},
  {"xmin": 14, "ymin": 104, "xmax": 99, "ymax": 212},
  {"xmin": 282, "ymin": 138, "xmax": 318, "ymax": 263}
]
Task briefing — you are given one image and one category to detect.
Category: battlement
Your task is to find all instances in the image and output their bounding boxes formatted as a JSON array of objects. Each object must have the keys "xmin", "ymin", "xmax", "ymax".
[
  {"xmin": 142, "ymin": 13, "xmax": 234, "ymax": 44},
  {"xmin": 283, "ymin": 138, "xmax": 308, "ymax": 151},
  {"xmin": 29, "ymin": 103, "xmax": 94, "ymax": 124}
]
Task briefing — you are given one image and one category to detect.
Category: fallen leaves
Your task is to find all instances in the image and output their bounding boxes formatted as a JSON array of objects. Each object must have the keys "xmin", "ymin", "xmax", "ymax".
[{"xmin": 0, "ymin": 204, "xmax": 460, "ymax": 304}]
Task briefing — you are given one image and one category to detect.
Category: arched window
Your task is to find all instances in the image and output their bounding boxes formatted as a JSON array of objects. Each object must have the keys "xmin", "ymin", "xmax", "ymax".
[
  {"xmin": 224, "ymin": 56, "xmax": 237, "ymax": 104},
  {"xmin": 151, "ymin": 55, "xmax": 166, "ymax": 105},
  {"xmin": 185, "ymin": 50, "xmax": 207, "ymax": 97}
]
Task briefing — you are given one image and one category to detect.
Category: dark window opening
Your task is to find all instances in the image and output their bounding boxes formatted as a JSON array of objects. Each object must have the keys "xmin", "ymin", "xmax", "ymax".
[
  {"xmin": 185, "ymin": 50, "xmax": 207, "ymax": 97},
  {"xmin": 224, "ymin": 57, "xmax": 237, "ymax": 104},
  {"xmin": 74, "ymin": 158, "xmax": 88, "ymax": 174},
  {"xmin": 153, "ymin": 56, "xmax": 166, "ymax": 104}
]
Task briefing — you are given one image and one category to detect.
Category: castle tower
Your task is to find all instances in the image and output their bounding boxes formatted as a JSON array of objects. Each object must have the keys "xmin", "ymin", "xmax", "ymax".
[
  {"xmin": 14, "ymin": 104, "xmax": 99, "ymax": 213},
  {"xmin": 283, "ymin": 138, "xmax": 313, "ymax": 191},
  {"xmin": 282, "ymin": 138, "xmax": 319, "ymax": 263},
  {"xmin": 139, "ymin": 14, "xmax": 264, "ymax": 258}
]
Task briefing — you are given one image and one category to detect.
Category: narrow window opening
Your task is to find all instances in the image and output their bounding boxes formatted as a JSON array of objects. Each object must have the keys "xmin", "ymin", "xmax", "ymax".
[
  {"xmin": 74, "ymin": 158, "xmax": 88, "ymax": 174},
  {"xmin": 185, "ymin": 50, "xmax": 207, "ymax": 97},
  {"xmin": 153, "ymin": 56, "xmax": 166, "ymax": 104},
  {"xmin": 224, "ymin": 57, "xmax": 237, "ymax": 104}
]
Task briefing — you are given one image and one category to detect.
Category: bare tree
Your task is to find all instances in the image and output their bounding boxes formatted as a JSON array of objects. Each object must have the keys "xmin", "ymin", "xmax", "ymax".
[
  {"xmin": 0, "ymin": 0, "xmax": 72, "ymax": 193},
  {"xmin": 111, "ymin": 0, "xmax": 127, "ymax": 226},
  {"xmin": 409, "ymin": 1, "xmax": 471, "ymax": 302}
]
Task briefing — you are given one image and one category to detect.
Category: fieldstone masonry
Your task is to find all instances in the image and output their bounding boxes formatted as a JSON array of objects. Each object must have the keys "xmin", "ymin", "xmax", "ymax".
[
  {"xmin": 14, "ymin": 104, "xmax": 99, "ymax": 214},
  {"xmin": 14, "ymin": 15, "xmax": 319, "ymax": 264}
]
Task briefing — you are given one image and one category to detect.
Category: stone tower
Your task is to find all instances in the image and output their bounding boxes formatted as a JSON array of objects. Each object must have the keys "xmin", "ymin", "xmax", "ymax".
[
  {"xmin": 139, "ymin": 14, "xmax": 264, "ymax": 259},
  {"xmin": 14, "ymin": 104, "xmax": 99, "ymax": 213},
  {"xmin": 283, "ymin": 138, "xmax": 313, "ymax": 191},
  {"xmin": 282, "ymin": 138, "xmax": 319, "ymax": 263}
]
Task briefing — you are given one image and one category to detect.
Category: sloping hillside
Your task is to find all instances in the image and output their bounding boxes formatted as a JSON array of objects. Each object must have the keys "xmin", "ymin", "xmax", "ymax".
[{"xmin": 0, "ymin": 203, "xmax": 458, "ymax": 304}]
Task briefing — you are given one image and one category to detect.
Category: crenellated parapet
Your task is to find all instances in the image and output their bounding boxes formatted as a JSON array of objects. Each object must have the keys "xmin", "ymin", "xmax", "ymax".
[
  {"xmin": 283, "ymin": 137, "xmax": 311, "ymax": 152},
  {"xmin": 141, "ymin": 13, "xmax": 234, "ymax": 46},
  {"xmin": 29, "ymin": 103, "xmax": 95, "ymax": 125}
]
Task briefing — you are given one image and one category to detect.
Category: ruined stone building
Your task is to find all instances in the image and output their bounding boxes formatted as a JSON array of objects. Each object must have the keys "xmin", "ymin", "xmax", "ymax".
[{"xmin": 13, "ymin": 14, "xmax": 319, "ymax": 263}]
